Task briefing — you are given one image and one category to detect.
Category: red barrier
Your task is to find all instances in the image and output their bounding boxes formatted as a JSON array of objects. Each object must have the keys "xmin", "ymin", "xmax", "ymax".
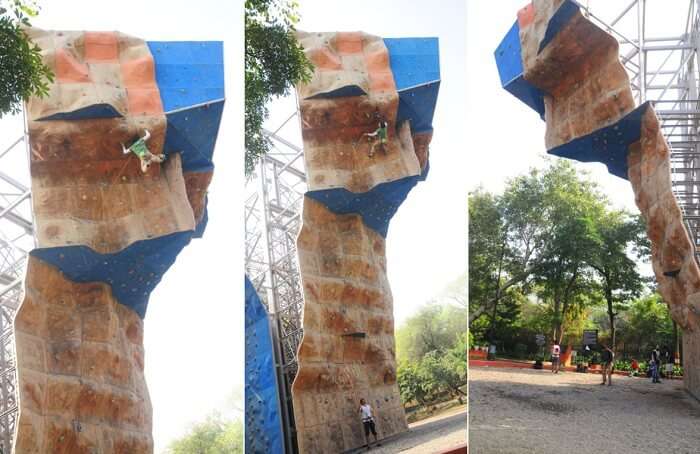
[{"xmin": 435, "ymin": 443, "xmax": 468, "ymax": 454}]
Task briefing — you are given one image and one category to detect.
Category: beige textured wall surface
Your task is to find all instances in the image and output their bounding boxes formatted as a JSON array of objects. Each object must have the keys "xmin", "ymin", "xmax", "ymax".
[
  {"xmin": 13, "ymin": 29, "xmax": 213, "ymax": 453},
  {"xmin": 520, "ymin": 0, "xmax": 700, "ymax": 398},
  {"xmin": 297, "ymin": 31, "xmax": 421, "ymax": 193},
  {"xmin": 291, "ymin": 31, "xmax": 428, "ymax": 453},
  {"xmin": 14, "ymin": 258, "xmax": 151, "ymax": 453},
  {"xmin": 293, "ymin": 199, "xmax": 406, "ymax": 453}
]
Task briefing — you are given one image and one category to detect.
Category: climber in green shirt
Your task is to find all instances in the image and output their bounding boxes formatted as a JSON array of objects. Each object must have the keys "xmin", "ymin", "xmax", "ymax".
[
  {"xmin": 121, "ymin": 129, "xmax": 166, "ymax": 173},
  {"xmin": 362, "ymin": 120, "xmax": 389, "ymax": 158}
]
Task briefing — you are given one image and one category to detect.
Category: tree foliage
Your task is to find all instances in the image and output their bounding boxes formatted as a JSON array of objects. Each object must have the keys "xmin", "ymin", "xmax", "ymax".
[
  {"xmin": 167, "ymin": 414, "xmax": 243, "ymax": 454},
  {"xmin": 618, "ymin": 293, "xmax": 674, "ymax": 355},
  {"xmin": 245, "ymin": 0, "xmax": 313, "ymax": 175},
  {"xmin": 587, "ymin": 210, "xmax": 649, "ymax": 346},
  {"xmin": 396, "ymin": 302, "xmax": 467, "ymax": 407},
  {"xmin": 396, "ymin": 303, "xmax": 467, "ymax": 364},
  {"xmin": 469, "ymin": 160, "xmax": 651, "ymax": 352},
  {"xmin": 0, "ymin": 0, "xmax": 53, "ymax": 117}
]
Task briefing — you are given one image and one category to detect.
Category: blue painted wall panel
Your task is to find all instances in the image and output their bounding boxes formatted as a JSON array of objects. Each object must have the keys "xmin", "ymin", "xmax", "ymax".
[
  {"xmin": 395, "ymin": 81, "xmax": 440, "ymax": 134},
  {"xmin": 148, "ymin": 41, "xmax": 225, "ymax": 112},
  {"xmin": 385, "ymin": 37, "xmax": 440, "ymax": 134},
  {"xmin": 306, "ymin": 168, "xmax": 427, "ymax": 238},
  {"xmin": 384, "ymin": 38, "xmax": 440, "ymax": 89},
  {"xmin": 245, "ymin": 277, "xmax": 285, "ymax": 454},
  {"xmin": 548, "ymin": 103, "xmax": 649, "ymax": 180},
  {"xmin": 495, "ymin": 21, "xmax": 524, "ymax": 87},
  {"xmin": 31, "ymin": 231, "xmax": 193, "ymax": 318},
  {"xmin": 164, "ymin": 100, "xmax": 224, "ymax": 173},
  {"xmin": 494, "ymin": 21, "xmax": 546, "ymax": 117}
]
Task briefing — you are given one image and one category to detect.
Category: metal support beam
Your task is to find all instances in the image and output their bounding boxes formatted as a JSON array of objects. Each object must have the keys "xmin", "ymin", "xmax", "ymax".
[
  {"xmin": 245, "ymin": 110, "xmax": 306, "ymax": 454},
  {"xmin": 588, "ymin": 0, "xmax": 700, "ymax": 262},
  {"xmin": 0, "ymin": 114, "xmax": 33, "ymax": 453}
]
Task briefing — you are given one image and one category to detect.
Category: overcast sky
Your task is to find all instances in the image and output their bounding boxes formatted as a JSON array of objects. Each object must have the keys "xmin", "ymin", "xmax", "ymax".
[
  {"xmin": 264, "ymin": 0, "xmax": 469, "ymax": 326},
  {"xmin": 0, "ymin": 1, "xmax": 242, "ymax": 452}
]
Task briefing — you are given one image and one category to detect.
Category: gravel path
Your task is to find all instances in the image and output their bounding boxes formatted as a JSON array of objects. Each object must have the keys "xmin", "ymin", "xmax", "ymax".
[
  {"xmin": 348, "ymin": 405, "xmax": 467, "ymax": 453},
  {"xmin": 470, "ymin": 366, "xmax": 700, "ymax": 454}
]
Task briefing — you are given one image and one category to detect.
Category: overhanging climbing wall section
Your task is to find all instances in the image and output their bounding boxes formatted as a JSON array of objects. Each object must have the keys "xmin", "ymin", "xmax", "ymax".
[
  {"xmin": 495, "ymin": 0, "xmax": 700, "ymax": 399},
  {"xmin": 292, "ymin": 32, "xmax": 439, "ymax": 453},
  {"xmin": 14, "ymin": 29, "xmax": 223, "ymax": 452},
  {"xmin": 245, "ymin": 277, "xmax": 285, "ymax": 454}
]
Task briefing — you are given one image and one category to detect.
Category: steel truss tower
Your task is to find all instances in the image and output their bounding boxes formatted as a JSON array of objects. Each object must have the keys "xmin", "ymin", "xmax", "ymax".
[
  {"xmin": 245, "ymin": 109, "xmax": 306, "ymax": 452},
  {"xmin": 0, "ymin": 119, "xmax": 33, "ymax": 453},
  {"xmin": 582, "ymin": 0, "xmax": 700, "ymax": 258}
]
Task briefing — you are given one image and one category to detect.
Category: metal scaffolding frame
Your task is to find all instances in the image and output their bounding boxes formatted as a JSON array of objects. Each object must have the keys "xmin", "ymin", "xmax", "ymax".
[
  {"xmin": 582, "ymin": 0, "xmax": 700, "ymax": 259},
  {"xmin": 245, "ymin": 109, "xmax": 306, "ymax": 453},
  {"xmin": 0, "ymin": 116, "xmax": 33, "ymax": 453}
]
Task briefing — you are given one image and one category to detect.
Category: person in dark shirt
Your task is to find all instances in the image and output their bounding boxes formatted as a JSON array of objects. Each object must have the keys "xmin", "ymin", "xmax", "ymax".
[
  {"xmin": 650, "ymin": 346, "xmax": 662, "ymax": 383},
  {"xmin": 662, "ymin": 346, "xmax": 673, "ymax": 378},
  {"xmin": 600, "ymin": 344, "xmax": 614, "ymax": 386}
]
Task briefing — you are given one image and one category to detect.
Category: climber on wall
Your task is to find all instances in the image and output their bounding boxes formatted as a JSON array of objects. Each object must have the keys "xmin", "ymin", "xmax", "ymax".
[
  {"xmin": 362, "ymin": 117, "xmax": 389, "ymax": 158},
  {"xmin": 121, "ymin": 129, "xmax": 166, "ymax": 173}
]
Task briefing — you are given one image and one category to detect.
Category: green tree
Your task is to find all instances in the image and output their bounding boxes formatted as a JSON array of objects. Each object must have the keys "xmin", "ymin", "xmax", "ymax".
[
  {"xmin": 396, "ymin": 300, "xmax": 467, "ymax": 408},
  {"xmin": 469, "ymin": 159, "xmax": 657, "ymax": 352},
  {"xmin": 588, "ymin": 210, "xmax": 649, "ymax": 349},
  {"xmin": 468, "ymin": 188, "xmax": 508, "ymax": 325},
  {"xmin": 469, "ymin": 160, "xmax": 611, "ymax": 345},
  {"xmin": 417, "ymin": 351, "xmax": 467, "ymax": 404},
  {"xmin": 397, "ymin": 361, "xmax": 429, "ymax": 407},
  {"xmin": 529, "ymin": 160, "xmax": 606, "ymax": 344},
  {"xmin": 620, "ymin": 293, "xmax": 674, "ymax": 357},
  {"xmin": 396, "ymin": 302, "xmax": 467, "ymax": 364},
  {"xmin": 167, "ymin": 415, "xmax": 243, "ymax": 454},
  {"xmin": 0, "ymin": 0, "xmax": 53, "ymax": 117},
  {"xmin": 245, "ymin": 0, "xmax": 313, "ymax": 175}
]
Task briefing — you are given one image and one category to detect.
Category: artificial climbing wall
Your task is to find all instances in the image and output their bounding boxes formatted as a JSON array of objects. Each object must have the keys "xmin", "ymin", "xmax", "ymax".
[
  {"xmin": 14, "ymin": 29, "xmax": 223, "ymax": 452},
  {"xmin": 495, "ymin": 0, "xmax": 700, "ymax": 399},
  {"xmin": 244, "ymin": 277, "xmax": 285, "ymax": 454},
  {"xmin": 292, "ymin": 31, "xmax": 440, "ymax": 453}
]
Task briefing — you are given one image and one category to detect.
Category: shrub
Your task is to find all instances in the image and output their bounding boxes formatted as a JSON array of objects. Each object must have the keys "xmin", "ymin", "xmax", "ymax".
[{"xmin": 614, "ymin": 360, "xmax": 631, "ymax": 372}]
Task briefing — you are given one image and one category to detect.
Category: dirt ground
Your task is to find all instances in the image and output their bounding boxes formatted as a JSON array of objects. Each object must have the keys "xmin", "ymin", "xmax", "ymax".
[
  {"xmin": 348, "ymin": 404, "xmax": 467, "ymax": 453},
  {"xmin": 470, "ymin": 366, "xmax": 700, "ymax": 454}
]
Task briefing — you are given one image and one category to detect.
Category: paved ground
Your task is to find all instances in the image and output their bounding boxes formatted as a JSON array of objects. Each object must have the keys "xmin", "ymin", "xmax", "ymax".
[
  {"xmin": 470, "ymin": 366, "xmax": 700, "ymax": 454},
  {"xmin": 349, "ymin": 405, "xmax": 467, "ymax": 453}
]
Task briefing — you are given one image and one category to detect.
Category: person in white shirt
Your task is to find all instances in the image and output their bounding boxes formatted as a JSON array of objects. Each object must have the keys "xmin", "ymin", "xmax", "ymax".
[
  {"xmin": 358, "ymin": 398, "xmax": 381, "ymax": 448},
  {"xmin": 551, "ymin": 343, "xmax": 561, "ymax": 373}
]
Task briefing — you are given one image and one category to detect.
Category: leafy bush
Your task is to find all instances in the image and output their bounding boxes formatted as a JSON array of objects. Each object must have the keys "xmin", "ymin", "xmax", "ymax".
[
  {"xmin": 614, "ymin": 359, "xmax": 631, "ymax": 372},
  {"xmin": 168, "ymin": 414, "xmax": 242, "ymax": 454}
]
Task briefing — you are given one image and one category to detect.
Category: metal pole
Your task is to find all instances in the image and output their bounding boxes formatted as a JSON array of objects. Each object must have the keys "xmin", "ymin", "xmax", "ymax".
[{"xmin": 638, "ymin": 0, "xmax": 647, "ymax": 102}]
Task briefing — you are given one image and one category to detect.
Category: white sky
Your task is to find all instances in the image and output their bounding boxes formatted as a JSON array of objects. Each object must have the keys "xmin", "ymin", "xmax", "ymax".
[
  {"xmin": 264, "ymin": 0, "xmax": 469, "ymax": 326},
  {"xmin": 0, "ymin": 1, "xmax": 243, "ymax": 452}
]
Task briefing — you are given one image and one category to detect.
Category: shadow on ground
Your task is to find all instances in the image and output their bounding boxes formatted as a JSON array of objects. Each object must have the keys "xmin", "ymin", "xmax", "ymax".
[{"xmin": 347, "ymin": 406, "xmax": 467, "ymax": 454}]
